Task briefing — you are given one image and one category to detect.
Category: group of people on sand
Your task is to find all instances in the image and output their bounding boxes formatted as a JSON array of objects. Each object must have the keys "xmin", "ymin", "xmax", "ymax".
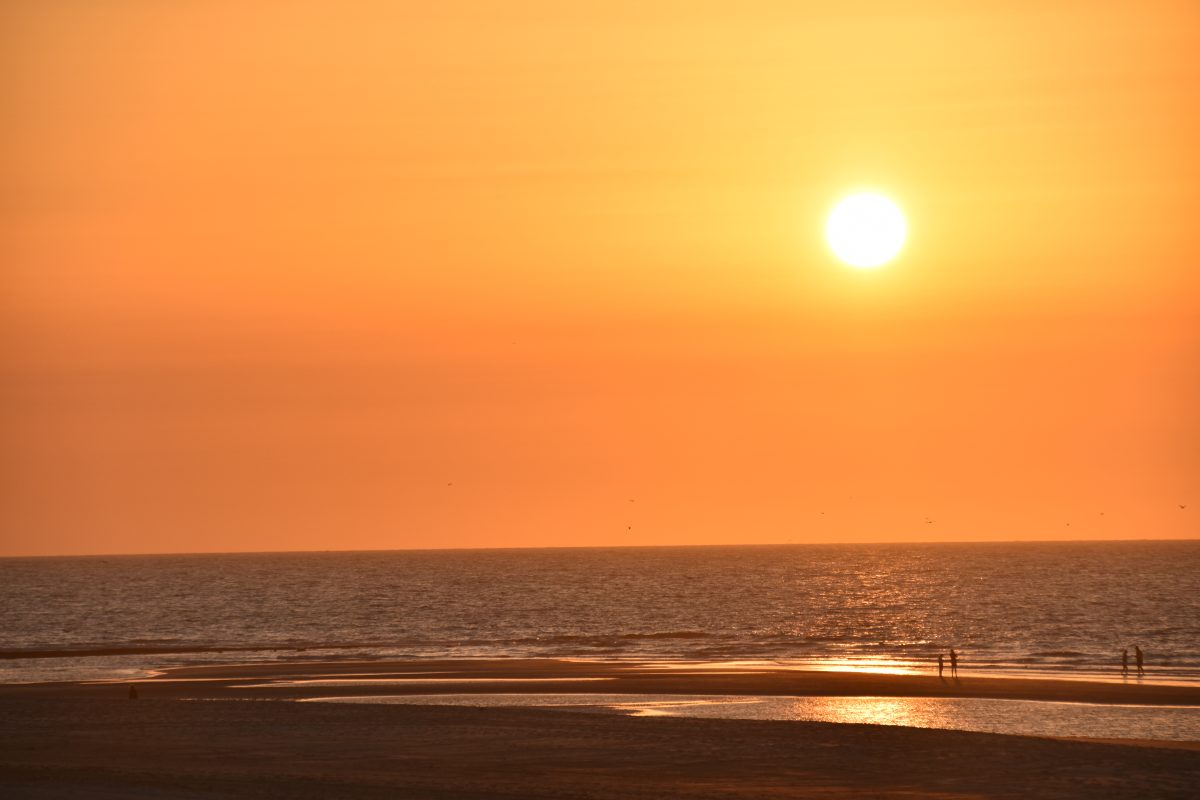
[
  {"xmin": 936, "ymin": 648, "xmax": 959, "ymax": 679},
  {"xmin": 936, "ymin": 646, "xmax": 1147, "ymax": 679},
  {"xmin": 1122, "ymin": 645, "xmax": 1145, "ymax": 677}
]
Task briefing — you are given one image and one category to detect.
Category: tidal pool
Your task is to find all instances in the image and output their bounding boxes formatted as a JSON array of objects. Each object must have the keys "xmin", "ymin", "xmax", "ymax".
[{"xmin": 304, "ymin": 692, "xmax": 1200, "ymax": 742}]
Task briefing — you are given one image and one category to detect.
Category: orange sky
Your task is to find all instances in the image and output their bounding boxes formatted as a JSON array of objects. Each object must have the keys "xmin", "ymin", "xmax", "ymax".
[{"xmin": 3, "ymin": 1, "xmax": 1198, "ymax": 555}]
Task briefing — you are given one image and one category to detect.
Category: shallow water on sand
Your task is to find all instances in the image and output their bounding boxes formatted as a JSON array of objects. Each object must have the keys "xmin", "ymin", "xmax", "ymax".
[{"xmin": 305, "ymin": 692, "xmax": 1200, "ymax": 742}]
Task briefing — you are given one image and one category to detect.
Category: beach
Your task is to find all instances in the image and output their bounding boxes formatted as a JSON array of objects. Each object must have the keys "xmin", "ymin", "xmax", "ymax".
[
  {"xmin": 2, "ymin": 659, "xmax": 1199, "ymax": 799},
  {"xmin": 7, "ymin": 0, "xmax": 1199, "ymax": 796}
]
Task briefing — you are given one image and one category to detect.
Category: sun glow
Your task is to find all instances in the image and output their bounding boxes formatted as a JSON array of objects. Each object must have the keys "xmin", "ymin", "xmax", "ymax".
[{"xmin": 825, "ymin": 193, "xmax": 907, "ymax": 269}]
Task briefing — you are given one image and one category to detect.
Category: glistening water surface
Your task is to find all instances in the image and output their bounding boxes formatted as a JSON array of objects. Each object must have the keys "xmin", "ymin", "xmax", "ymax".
[
  {"xmin": 3, "ymin": 541, "xmax": 1197, "ymax": 683},
  {"xmin": 305, "ymin": 693, "xmax": 1200, "ymax": 742}
]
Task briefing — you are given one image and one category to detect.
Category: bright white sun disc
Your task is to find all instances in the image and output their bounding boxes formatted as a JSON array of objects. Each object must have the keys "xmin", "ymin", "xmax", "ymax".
[{"xmin": 825, "ymin": 193, "xmax": 907, "ymax": 268}]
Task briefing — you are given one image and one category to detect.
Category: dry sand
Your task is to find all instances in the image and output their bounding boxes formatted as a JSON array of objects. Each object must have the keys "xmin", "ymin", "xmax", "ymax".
[{"xmin": 2, "ymin": 659, "xmax": 1199, "ymax": 798}]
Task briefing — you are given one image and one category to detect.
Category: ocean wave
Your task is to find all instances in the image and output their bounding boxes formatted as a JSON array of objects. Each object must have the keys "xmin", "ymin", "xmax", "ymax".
[
  {"xmin": 1, "ymin": 645, "xmax": 264, "ymax": 660},
  {"xmin": 0, "ymin": 642, "xmax": 417, "ymax": 660},
  {"xmin": 620, "ymin": 631, "xmax": 712, "ymax": 640},
  {"xmin": 4, "ymin": 542, "xmax": 1198, "ymax": 683}
]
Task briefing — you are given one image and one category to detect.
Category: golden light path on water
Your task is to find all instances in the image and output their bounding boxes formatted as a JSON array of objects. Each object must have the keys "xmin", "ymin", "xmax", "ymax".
[
  {"xmin": 302, "ymin": 693, "xmax": 1200, "ymax": 742},
  {"xmin": 622, "ymin": 659, "xmax": 1200, "ymax": 685}
]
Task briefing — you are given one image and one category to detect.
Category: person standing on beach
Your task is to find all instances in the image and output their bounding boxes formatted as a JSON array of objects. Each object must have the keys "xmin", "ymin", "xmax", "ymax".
[
  {"xmin": 128, "ymin": 684, "xmax": 138, "ymax": 700},
  {"xmin": 949, "ymin": 648, "xmax": 959, "ymax": 678},
  {"xmin": 937, "ymin": 654, "xmax": 944, "ymax": 679},
  {"xmin": 1135, "ymin": 645, "xmax": 1144, "ymax": 676},
  {"xmin": 1121, "ymin": 648, "xmax": 1129, "ymax": 676}
]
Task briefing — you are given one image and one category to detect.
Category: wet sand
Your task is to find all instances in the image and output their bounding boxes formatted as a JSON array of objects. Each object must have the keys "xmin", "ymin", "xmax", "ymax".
[
  {"xmin": 2, "ymin": 659, "xmax": 1199, "ymax": 798},
  {"xmin": 106, "ymin": 657, "xmax": 1200, "ymax": 704}
]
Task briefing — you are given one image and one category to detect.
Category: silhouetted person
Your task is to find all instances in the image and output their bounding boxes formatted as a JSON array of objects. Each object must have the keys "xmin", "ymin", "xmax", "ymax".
[
  {"xmin": 1121, "ymin": 648, "xmax": 1129, "ymax": 677},
  {"xmin": 949, "ymin": 648, "xmax": 959, "ymax": 678},
  {"xmin": 1135, "ymin": 645, "xmax": 1144, "ymax": 676},
  {"xmin": 128, "ymin": 684, "xmax": 138, "ymax": 700},
  {"xmin": 937, "ymin": 654, "xmax": 945, "ymax": 680}
]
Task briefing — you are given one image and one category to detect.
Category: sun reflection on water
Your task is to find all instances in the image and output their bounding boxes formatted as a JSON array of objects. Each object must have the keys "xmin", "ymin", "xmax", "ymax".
[
  {"xmin": 765, "ymin": 696, "xmax": 956, "ymax": 729},
  {"xmin": 304, "ymin": 693, "xmax": 1200, "ymax": 741}
]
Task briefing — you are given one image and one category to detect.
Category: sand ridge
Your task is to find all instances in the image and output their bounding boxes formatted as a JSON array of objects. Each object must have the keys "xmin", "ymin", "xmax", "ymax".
[{"xmin": 111, "ymin": 658, "xmax": 1200, "ymax": 706}]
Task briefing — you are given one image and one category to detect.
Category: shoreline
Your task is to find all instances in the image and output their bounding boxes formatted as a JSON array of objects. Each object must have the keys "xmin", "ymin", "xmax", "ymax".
[
  {"xmin": 9, "ymin": 657, "xmax": 1200, "ymax": 705},
  {"xmin": 5, "ymin": 654, "xmax": 1198, "ymax": 692},
  {"xmin": 3, "ymin": 660, "xmax": 1199, "ymax": 798},
  {"xmin": 133, "ymin": 658, "xmax": 1200, "ymax": 706}
]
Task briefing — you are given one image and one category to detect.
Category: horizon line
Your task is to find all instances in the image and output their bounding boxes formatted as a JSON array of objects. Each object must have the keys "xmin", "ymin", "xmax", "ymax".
[{"xmin": 3, "ymin": 537, "xmax": 1197, "ymax": 560}]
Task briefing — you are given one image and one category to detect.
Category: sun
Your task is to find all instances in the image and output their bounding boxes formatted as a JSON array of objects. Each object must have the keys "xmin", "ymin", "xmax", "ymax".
[{"xmin": 825, "ymin": 193, "xmax": 907, "ymax": 268}]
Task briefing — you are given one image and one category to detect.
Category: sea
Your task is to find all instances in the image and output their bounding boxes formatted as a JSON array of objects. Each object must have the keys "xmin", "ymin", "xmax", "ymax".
[{"xmin": 2, "ymin": 541, "xmax": 1198, "ymax": 685}]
